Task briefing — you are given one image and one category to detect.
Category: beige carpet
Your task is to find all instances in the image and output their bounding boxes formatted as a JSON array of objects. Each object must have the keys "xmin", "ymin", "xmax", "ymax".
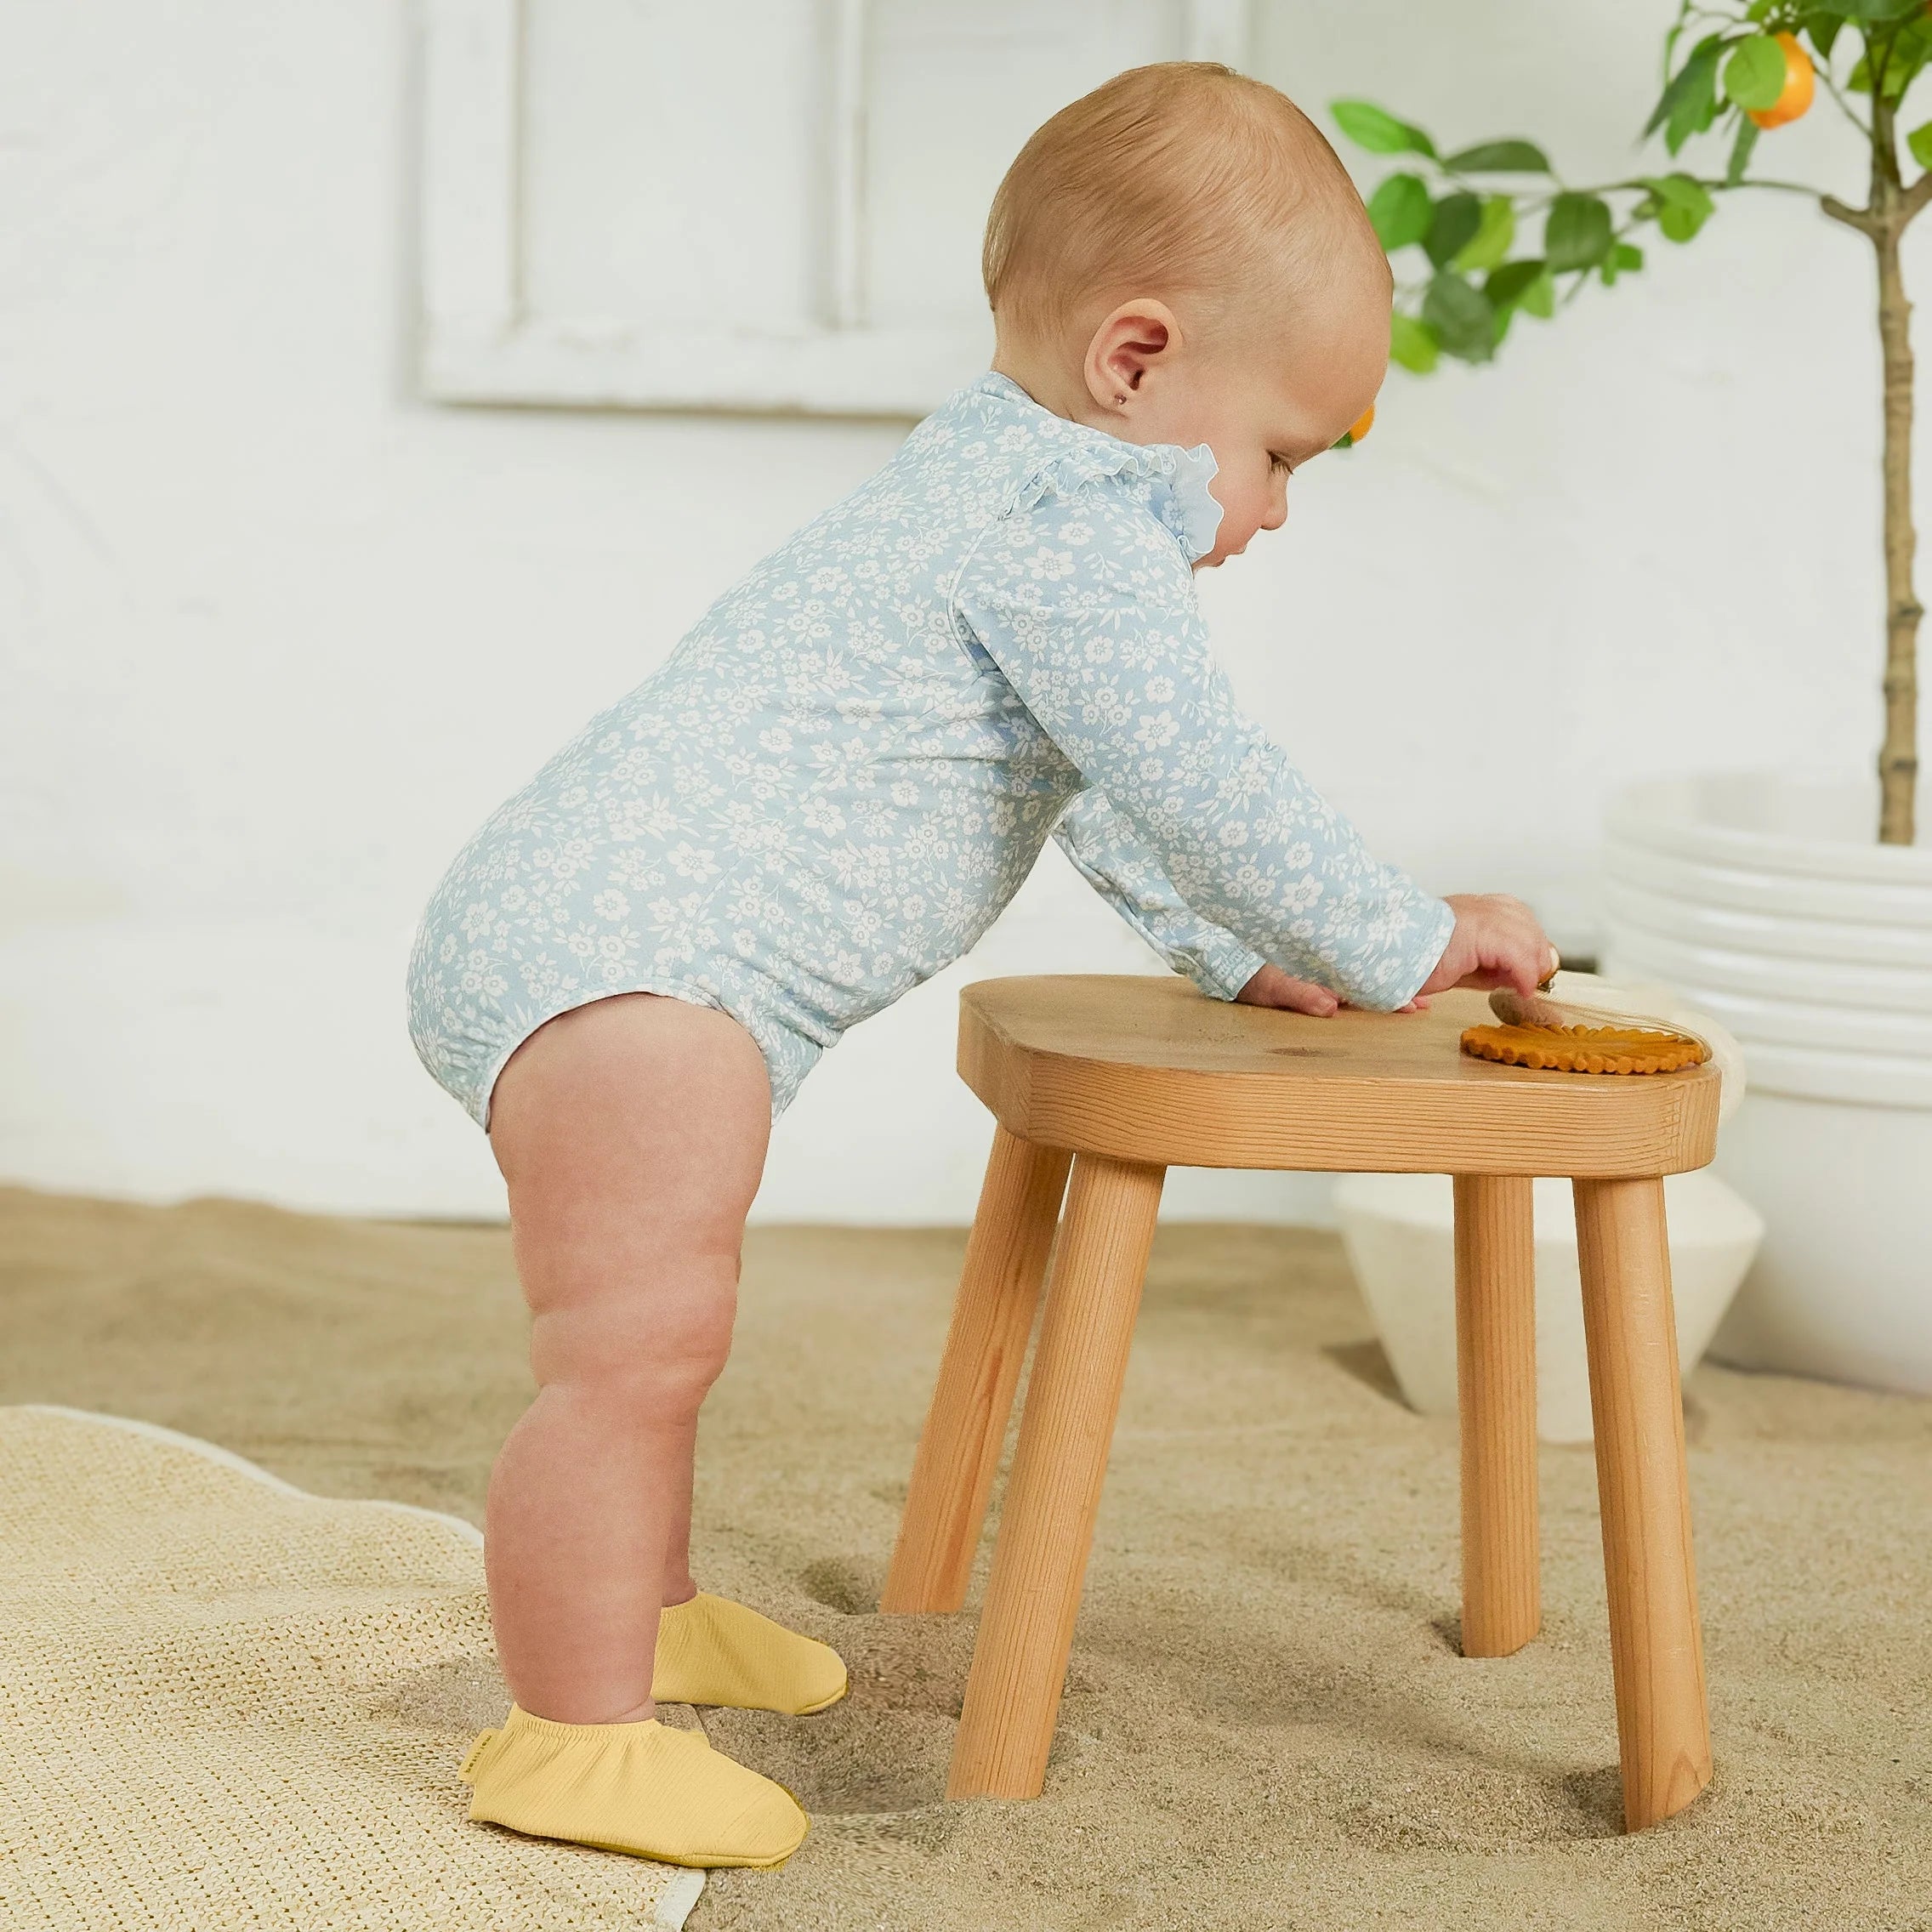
[
  {"xmin": 0, "ymin": 1404, "xmax": 704, "ymax": 1930},
  {"xmin": 1, "ymin": 1185, "xmax": 1928, "ymax": 1931}
]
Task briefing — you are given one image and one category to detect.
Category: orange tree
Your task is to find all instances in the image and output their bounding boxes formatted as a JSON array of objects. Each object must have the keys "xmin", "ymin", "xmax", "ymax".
[{"xmin": 1335, "ymin": 0, "xmax": 1929, "ymax": 844}]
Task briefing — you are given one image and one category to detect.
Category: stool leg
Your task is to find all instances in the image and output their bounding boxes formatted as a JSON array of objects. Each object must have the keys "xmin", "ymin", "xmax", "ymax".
[
  {"xmin": 881, "ymin": 1128, "xmax": 1072, "ymax": 1614},
  {"xmin": 946, "ymin": 1153, "xmax": 1166, "ymax": 1799},
  {"xmin": 1572, "ymin": 1175, "xmax": 1713, "ymax": 1832},
  {"xmin": 1453, "ymin": 1173, "xmax": 1541, "ymax": 1656}
]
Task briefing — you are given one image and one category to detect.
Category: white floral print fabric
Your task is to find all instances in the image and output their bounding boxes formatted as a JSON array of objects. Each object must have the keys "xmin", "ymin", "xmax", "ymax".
[{"xmin": 406, "ymin": 372, "xmax": 1453, "ymax": 1126}]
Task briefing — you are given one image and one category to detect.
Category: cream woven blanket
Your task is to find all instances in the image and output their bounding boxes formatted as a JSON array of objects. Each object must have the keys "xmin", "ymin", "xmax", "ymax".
[{"xmin": 0, "ymin": 1406, "xmax": 703, "ymax": 1929}]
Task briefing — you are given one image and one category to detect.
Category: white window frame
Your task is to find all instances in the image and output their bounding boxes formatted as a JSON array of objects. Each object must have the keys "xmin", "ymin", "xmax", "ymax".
[{"xmin": 419, "ymin": 0, "xmax": 1252, "ymax": 418}]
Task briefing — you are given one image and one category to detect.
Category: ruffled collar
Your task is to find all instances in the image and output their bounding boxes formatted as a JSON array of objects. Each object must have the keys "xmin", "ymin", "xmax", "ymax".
[{"xmin": 969, "ymin": 372, "xmax": 1226, "ymax": 564}]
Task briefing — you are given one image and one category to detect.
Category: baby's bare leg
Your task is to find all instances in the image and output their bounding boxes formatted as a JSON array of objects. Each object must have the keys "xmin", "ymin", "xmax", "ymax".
[{"xmin": 485, "ymin": 992, "xmax": 771, "ymax": 1725}]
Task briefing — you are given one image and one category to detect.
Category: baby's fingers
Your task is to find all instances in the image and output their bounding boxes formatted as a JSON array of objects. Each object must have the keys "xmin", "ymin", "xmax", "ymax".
[
  {"xmin": 1433, "ymin": 893, "xmax": 1557, "ymax": 998},
  {"xmin": 1236, "ymin": 963, "xmax": 1341, "ymax": 1017},
  {"xmin": 1493, "ymin": 923, "xmax": 1560, "ymax": 995}
]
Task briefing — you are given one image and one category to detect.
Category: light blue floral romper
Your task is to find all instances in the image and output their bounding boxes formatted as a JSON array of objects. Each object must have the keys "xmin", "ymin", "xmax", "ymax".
[{"xmin": 407, "ymin": 372, "xmax": 1454, "ymax": 1127}]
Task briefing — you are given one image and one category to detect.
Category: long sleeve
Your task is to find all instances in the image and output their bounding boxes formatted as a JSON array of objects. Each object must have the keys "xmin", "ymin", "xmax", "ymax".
[
  {"xmin": 1052, "ymin": 788, "xmax": 1266, "ymax": 1001},
  {"xmin": 951, "ymin": 472, "xmax": 1454, "ymax": 1008}
]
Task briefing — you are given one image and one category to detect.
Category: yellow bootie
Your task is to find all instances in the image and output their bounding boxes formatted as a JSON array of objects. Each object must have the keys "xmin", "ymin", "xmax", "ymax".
[
  {"xmin": 459, "ymin": 1705, "xmax": 809, "ymax": 1869},
  {"xmin": 653, "ymin": 1593, "xmax": 848, "ymax": 1716}
]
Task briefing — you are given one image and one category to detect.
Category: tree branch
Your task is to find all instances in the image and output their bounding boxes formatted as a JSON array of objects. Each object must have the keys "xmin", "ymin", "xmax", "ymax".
[
  {"xmin": 1555, "ymin": 176, "xmax": 1826, "ymax": 204},
  {"xmin": 1823, "ymin": 193, "xmax": 1883, "ymax": 236},
  {"xmin": 1722, "ymin": 177, "xmax": 1837, "ymax": 198},
  {"xmin": 1903, "ymin": 171, "xmax": 1932, "ymax": 230},
  {"xmin": 1816, "ymin": 62, "xmax": 1875, "ymax": 142}
]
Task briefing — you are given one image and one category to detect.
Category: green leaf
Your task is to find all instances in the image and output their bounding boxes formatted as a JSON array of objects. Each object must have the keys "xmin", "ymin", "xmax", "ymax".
[
  {"xmin": 1483, "ymin": 259, "xmax": 1543, "ymax": 305},
  {"xmin": 1645, "ymin": 43, "xmax": 1693, "ymax": 139},
  {"xmin": 1894, "ymin": 24, "xmax": 1932, "ymax": 99},
  {"xmin": 1544, "ymin": 191, "xmax": 1615, "ymax": 271},
  {"xmin": 1454, "ymin": 196, "xmax": 1516, "ymax": 273},
  {"xmin": 1422, "ymin": 271, "xmax": 1496, "ymax": 363},
  {"xmin": 1727, "ymin": 112, "xmax": 1761, "ymax": 185},
  {"xmin": 1600, "ymin": 240, "xmax": 1646, "ymax": 286},
  {"xmin": 1724, "ymin": 34, "xmax": 1790, "ymax": 109},
  {"xmin": 1837, "ymin": 0, "xmax": 1922, "ymax": 19},
  {"xmin": 1331, "ymin": 99, "xmax": 1436, "ymax": 156},
  {"xmin": 1911, "ymin": 119, "xmax": 1932, "ymax": 168},
  {"xmin": 1805, "ymin": 12, "xmax": 1843, "ymax": 59},
  {"xmin": 1367, "ymin": 173, "xmax": 1433, "ymax": 251},
  {"xmin": 1389, "ymin": 311, "xmax": 1440, "ymax": 374},
  {"xmin": 1645, "ymin": 33, "xmax": 1725, "ymax": 155},
  {"xmin": 1485, "ymin": 259, "xmax": 1557, "ymax": 321},
  {"xmin": 1641, "ymin": 171, "xmax": 1717, "ymax": 242},
  {"xmin": 1441, "ymin": 139, "xmax": 1552, "ymax": 173},
  {"xmin": 1645, "ymin": 33, "xmax": 1713, "ymax": 137},
  {"xmin": 1663, "ymin": 11, "xmax": 1690, "ymax": 77},
  {"xmin": 1423, "ymin": 190, "xmax": 1483, "ymax": 268},
  {"xmin": 1850, "ymin": 28, "xmax": 1930, "ymax": 100}
]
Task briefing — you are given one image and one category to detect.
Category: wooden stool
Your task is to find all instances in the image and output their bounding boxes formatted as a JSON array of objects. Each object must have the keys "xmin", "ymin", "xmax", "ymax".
[{"xmin": 881, "ymin": 975, "xmax": 1721, "ymax": 1833}]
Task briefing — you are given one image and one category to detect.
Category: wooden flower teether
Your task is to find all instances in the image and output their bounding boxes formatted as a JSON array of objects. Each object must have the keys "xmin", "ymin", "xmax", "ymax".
[{"xmin": 1459, "ymin": 1021, "xmax": 1710, "ymax": 1076}]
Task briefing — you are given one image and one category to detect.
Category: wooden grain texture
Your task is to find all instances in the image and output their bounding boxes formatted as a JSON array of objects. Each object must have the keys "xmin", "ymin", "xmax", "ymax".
[
  {"xmin": 958, "ymin": 978, "xmax": 1719, "ymax": 1178},
  {"xmin": 1573, "ymin": 1176, "xmax": 1713, "ymax": 1831},
  {"xmin": 881, "ymin": 1129, "xmax": 1071, "ymax": 1615},
  {"xmin": 1453, "ymin": 1175, "xmax": 1541, "ymax": 1656},
  {"xmin": 947, "ymin": 1154, "xmax": 1167, "ymax": 1800}
]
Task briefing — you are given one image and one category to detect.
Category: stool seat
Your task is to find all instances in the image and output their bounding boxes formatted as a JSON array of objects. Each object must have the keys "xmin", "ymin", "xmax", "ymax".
[
  {"xmin": 961, "ymin": 975, "xmax": 1719, "ymax": 1175},
  {"xmin": 884, "ymin": 975, "xmax": 1720, "ymax": 1836}
]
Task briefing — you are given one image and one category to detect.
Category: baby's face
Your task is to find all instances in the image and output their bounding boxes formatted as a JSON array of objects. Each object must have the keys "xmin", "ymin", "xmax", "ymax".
[{"xmin": 1132, "ymin": 266, "xmax": 1391, "ymax": 567}]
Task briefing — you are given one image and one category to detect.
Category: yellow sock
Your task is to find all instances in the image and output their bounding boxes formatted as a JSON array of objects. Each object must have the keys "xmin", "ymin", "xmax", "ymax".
[
  {"xmin": 459, "ymin": 1706, "xmax": 808, "ymax": 1869},
  {"xmin": 653, "ymin": 1592, "xmax": 848, "ymax": 1716}
]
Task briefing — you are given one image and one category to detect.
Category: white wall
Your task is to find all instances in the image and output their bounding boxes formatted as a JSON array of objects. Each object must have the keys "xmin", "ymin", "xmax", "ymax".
[{"xmin": 2, "ymin": 1, "xmax": 1922, "ymax": 1224}]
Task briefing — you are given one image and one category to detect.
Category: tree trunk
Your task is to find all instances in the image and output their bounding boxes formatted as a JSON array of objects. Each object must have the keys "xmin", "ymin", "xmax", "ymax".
[{"xmin": 1875, "ymin": 219, "xmax": 1922, "ymax": 844}]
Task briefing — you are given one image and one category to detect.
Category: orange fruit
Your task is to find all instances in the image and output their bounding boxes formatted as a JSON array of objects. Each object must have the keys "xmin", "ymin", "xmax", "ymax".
[
  {"xmin": 1749, "ymin": 31, "xmax": 1814, "ymax": 129},
  {"xmin": 1348, "ymin": 404, "xmax": 1375, "ymax": 443}
]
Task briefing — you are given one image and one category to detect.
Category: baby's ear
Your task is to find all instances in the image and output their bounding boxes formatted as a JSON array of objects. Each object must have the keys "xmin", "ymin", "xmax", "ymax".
[{"xmin": 1083, "ymin": 300, "xmax": 1181, "ymax": 415}]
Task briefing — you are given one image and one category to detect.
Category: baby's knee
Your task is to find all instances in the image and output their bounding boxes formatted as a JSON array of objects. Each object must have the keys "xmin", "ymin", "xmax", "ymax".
[{"xmin": 532, "ymin": 1270, "xmax": 737, "ymax": 1414}]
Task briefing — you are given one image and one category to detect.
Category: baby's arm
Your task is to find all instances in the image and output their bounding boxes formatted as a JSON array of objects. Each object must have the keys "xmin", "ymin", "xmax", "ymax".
[
  {"xmin": 1060, "ymin": 789, "xmax": 1548, "ymax": 1012},
  {"xmin": 953, "ymin": 477, "xmax": 1456, "ymax": 1009},
  {"xmin": 1052, "ymin": 788, "xmax": 1267, "ymax": 999}
]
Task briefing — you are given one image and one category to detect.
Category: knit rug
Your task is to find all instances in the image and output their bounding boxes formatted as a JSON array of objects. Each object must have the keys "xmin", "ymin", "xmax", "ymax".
[{"xmin": 0, "ymin": 1406, "xmax": 704, "ymax": 1930}]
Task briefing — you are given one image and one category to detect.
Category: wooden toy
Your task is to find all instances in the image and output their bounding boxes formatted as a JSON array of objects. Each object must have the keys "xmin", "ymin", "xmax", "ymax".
[{"xmin": 1463, "ymin": 984, "xmax": 1712, "ymax": 1075}]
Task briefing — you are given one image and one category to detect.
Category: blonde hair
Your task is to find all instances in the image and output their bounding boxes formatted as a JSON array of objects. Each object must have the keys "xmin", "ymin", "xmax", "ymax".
[{"xmin": 982, "ymin": 63, "xmax": 1384, "ymax": 349}]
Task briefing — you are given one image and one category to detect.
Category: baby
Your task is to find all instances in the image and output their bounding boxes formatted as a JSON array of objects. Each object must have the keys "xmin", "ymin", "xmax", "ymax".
[{"xmin": 410, "ymin": 62, "xmax": 1554, "ymax": 1868}]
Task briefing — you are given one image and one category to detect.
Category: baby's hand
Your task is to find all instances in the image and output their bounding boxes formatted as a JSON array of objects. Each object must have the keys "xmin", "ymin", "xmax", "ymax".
[
  {"xmin": 1236, "ymin": 962, "xmax": 1341, "ymax": 1017},
  {"xmin": 1417, "ymin": 894, "xmax": 1559, "ymax": 1000},
  {"xmin": 1235, "ymin": 963, "xmax": 1427, "ymax": 1017}
]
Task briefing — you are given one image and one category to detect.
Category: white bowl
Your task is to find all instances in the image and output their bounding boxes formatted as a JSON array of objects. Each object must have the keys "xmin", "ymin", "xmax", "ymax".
[
  {"xmin": 1605, "ymin": 772, "xmax": 1932, "ymax": 888},
  {"xmin": 1605, "ymin": 778, "xmax": 1932, "ymax": 1110},
  {"xmin": 1604, "ymin": 879, "xmax": 1932, "ymax": 968},
  {"xmin": 1602, "ymin": 926, "xmax": 1932, "ymax": 1014},
  {"xmin": 1603, "ymin": 839, "xmax": 1932, "ymax": 926},
  {"xmin": 1336, "ymin": 1172, "xmax": 1764, "ymax": 1445},
  {"xmin": 1604, "ymin": 770, "xmax": 1932, "ymax": 1395}
]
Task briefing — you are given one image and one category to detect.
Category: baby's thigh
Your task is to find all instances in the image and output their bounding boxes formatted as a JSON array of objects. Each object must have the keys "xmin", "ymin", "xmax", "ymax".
[{"xmin": 488, "ymin": 994, "xmax": 772, "ymax": 1327}]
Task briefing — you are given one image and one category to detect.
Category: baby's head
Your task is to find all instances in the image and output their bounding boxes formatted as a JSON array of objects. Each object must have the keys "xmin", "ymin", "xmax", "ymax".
[{"xmin": 985, "ymin": 63, "xmax": 1389, "ymax": 566}]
